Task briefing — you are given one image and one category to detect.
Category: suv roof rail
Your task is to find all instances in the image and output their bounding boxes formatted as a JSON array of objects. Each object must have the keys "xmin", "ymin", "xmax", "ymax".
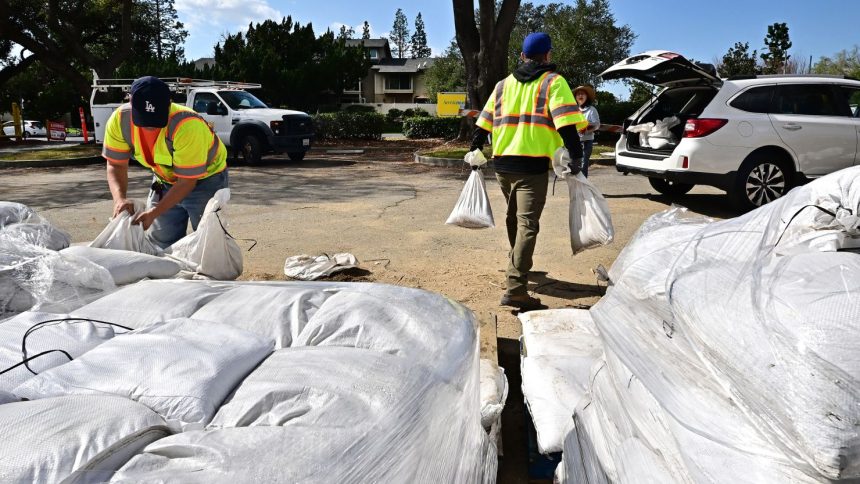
[
  {"xmin": 727, "ymin": 74, "xmax": 858, "ymax": 81},
  {"xmin": 91, "ymin": 78, "xmax": 262, "ymax": 91}
]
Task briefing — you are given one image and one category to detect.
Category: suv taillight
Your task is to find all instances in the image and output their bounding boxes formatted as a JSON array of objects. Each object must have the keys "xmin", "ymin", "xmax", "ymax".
[{"xmin": 683, "ymin": 118, "xmax": 727, "ymax": 138}]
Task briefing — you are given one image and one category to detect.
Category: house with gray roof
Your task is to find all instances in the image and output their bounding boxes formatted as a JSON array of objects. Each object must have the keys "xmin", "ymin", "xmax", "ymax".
[{"xmin": 343, "ymin": 39, "xmax": 435, "ymax": 105}]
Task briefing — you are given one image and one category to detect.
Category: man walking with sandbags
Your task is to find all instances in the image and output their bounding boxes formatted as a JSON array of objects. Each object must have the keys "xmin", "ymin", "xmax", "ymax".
[{"xmin": 468, "ymin": 32, "xmax": 588, "ymax": 311}]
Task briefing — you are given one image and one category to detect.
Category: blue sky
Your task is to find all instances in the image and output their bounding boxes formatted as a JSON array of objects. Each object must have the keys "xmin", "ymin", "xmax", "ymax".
[{"xmin": 176, "ymin": 0, "xmax": 860, "ymax": 99}]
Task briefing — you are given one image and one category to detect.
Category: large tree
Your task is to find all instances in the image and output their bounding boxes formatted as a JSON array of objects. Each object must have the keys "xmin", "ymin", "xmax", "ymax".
[
  {"xmin": 213, "ymin": 17, "xmax": 369, "ymax": 111},
  {"xmin": 0, "ymin": 0, "xmax": 134, "ymax": 96},
  {"xmin": 761, "ymin": 22, "xmax": 792, "ymax": 74},
  {"xmin": 410, "ymin": 13, "xmax": 432, "ymax": 58},
  {"xmin": 719, "ymin": 41, "xmax": 759, "ymax": 77},
  {"xmin": 507, "ymin": 1, "xmax": 635, "ymax": 88},
  {"xmin": 424, "ymin": 39, "xmax": 466, "ymax": 101},
  {"xmin": 452, "ymin": 0, "xmax": 520, "ymax": 110},
  {"xmin": 389, "ymin": 9, "xmax": 410, "ymax": 59},
  {"xmin": 814, "ymin": 45, "xmax": 860, "ymax": 78}
]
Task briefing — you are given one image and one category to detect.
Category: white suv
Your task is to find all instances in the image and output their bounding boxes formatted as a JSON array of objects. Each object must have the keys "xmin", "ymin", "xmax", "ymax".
[{"xmin": 602, "ymin": 51, "xmax": 860, "ymax": 209}]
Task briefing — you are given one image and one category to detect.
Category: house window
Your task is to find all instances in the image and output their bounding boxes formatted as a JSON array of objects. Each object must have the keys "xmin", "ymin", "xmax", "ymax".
[
  {"xmin": 369, "ymin": 48, "xmax": 379, "ymax": 60},
  {"xmin": 385, "ymin": 74, "xmax": 412, "ymax": 90}
]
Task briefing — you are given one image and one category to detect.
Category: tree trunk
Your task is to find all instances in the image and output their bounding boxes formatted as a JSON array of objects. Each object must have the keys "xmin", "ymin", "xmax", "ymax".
[{"xmin": 452, "ymin": 0, "xmax": 520, "ymax": 110}]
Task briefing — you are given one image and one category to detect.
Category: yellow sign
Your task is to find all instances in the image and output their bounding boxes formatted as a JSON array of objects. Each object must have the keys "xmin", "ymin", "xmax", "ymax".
[{"xmin": 437, "ymin": 92, "xmax": 467, "ymax": 117}]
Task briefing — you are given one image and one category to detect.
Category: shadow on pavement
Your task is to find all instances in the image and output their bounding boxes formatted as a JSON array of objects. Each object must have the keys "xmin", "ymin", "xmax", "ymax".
[
  {"xmin": 603, "ymin": 192, "xmax": 740, "ymax": 219},
  {"xmin": 528, "ymin": 271, "xmax": 604, "ymax": 304},
  {"xmin": 498, "ymin": 337, "xmax": 529, "ymax": 484}
]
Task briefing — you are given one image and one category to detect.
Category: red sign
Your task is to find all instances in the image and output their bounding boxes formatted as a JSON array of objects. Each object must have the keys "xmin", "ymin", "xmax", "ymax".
[{"xmin": 48, "ymin": 121, "xmax": 66, "ymax": 141}]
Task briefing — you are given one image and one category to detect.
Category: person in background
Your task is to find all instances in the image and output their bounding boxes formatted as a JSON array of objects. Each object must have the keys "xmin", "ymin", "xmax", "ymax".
[
  {"xmin": 469, "ymin": 32, "xmax": 588, "ymax": 311},
  {"xmin": 573, "ymin": 85, "xmax": 600, "ymax": 177}
]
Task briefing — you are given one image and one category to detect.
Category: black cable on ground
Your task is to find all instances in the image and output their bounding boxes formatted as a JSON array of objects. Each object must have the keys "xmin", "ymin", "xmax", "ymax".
[
  {"xmin": 20, "ymin": 318, "xmax": 133, "ymax": 375},
  {"xmin": 0, "ymin": 350, "xmax": 73, "ymax": 376}
]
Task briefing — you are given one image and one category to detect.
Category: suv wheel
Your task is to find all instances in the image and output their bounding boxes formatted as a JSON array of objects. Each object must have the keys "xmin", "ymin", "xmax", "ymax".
[
  {"xmin": 649, "ymin": 178, "xmax": 694, "ymax": 197},
  {"xmin": 730, "ymin": 154, "xmax": 791, "ymax": 210},
  {"xmin": 240, "ymin": 134, "xmax": 263, "ymax": 165},
  {"xmin": 288, "ymin": 152, "xmax": 305, "ymax": 161}
]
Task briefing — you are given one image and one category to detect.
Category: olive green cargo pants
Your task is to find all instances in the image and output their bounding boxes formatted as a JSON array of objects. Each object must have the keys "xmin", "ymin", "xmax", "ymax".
[{"xmin": 495, "ymin": 171, "xmax": 549, "ymax": 296}]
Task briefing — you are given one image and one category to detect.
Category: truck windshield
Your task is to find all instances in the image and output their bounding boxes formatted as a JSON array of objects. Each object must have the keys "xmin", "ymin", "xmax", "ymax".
[{"xmin": 218, "ymin": 90, "xmax": 268, "ymax": 110}]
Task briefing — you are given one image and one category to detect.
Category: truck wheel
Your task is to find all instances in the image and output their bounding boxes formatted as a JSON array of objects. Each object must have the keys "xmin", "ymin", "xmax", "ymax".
[
  {"xmin": 729, "ymin": 154, "xmax": 792, "ymax": 211},
  {"xmin": 649, "ymin": 178, "xmax": 694, "ymax": 197},
  {"xmin": 240, "ymin": 134, "xmax": 263, "ymax": 165},
  {"xmin": 288, "ymin": 152, "xmax": 305, "ymax": 161}
]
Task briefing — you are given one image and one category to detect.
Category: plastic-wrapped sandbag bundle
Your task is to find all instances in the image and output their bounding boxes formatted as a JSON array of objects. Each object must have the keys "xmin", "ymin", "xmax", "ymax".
[
  {"xmin": 3, "ymin": 280, "xmax": 497, "ymax": 482},
  {"xmin": 447, "ymin": 149, "xmax": 495, "ymax": 229},
  {"xmin": 61, "ymin": 246, "xmax": 181, "ymax": 285},
  {"xmin": 561, "ymin": 166, "xmax": 860, "ymax": 482},
  {"xmin": 479, "ymin": 358, "xmax": 508, "ymax": 443},
  {"xmin": 0, "ymin": 237, "xmax": 115, "ymax": 314},
  {"xmin": 167, "ymin": 188, "xmax": 243, "ymax": 280},
  {"xmin": 1, "ymin": 222, "xmax": 70, "ymax": 251},
  {"xmin": 0, "ymin": 201, "xmax": 37, "ymax": 228},
  {"xmin": 552, "ymin": 148, "xmax": 613, "ymax": 254},
  {"xmin": 90, "ymin": 201, "xmax": 162, "ymax": 256},
  {"xmin": 0, "ymin": 395, "xmax": 170, "ymax": 483}
]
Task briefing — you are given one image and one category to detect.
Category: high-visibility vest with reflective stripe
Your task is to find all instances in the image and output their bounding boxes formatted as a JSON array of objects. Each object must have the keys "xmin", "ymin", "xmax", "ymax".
[
  {"xmin": 102, "ymin": 103, "xmax": 227, "ymax": 183},
  {"xmin": 476, "ymin": 71, "xmax": 587, "ymax": 159}
]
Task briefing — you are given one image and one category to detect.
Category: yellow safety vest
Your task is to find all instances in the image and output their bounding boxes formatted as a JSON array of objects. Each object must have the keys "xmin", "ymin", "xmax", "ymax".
[
  {"xmin": 476, "ymin": 71, "xmax": 587, "ymax": 159},
  {"xmin": 101, "ymin": 103, "xmax": 227, "ymax": 183}
]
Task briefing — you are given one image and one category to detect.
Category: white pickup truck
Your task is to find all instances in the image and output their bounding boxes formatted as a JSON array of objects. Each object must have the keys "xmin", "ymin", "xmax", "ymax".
[{"xmin": 91, "ymin": 78, "xmax": 314, "ymax": 164}]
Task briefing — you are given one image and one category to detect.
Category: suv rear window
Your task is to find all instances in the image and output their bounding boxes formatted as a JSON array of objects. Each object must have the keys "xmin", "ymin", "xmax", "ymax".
[
  {"xmin": 773, "ymin": 84, "xmax": 845, "ymax": 116},
  {"xmin": 730, "ymin": 86, "xmax": 774, "ymax": 113}
]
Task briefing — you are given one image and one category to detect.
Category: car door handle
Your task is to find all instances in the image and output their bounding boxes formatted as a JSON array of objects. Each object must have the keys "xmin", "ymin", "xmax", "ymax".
[{"xmin": 782, "ymin": 123, "xmax": 802, "ymax": 131}]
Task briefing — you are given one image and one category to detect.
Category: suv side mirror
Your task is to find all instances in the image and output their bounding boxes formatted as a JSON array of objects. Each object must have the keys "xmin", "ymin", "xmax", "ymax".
[{"xmin": 207, "ymin": 101, "xmax": 227, "ymax": 116}]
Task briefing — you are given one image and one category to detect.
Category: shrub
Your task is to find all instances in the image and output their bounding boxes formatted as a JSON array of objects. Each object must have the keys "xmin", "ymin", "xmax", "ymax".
[
  {"xmin": 402, "ymin": 116, "xmax": 461, "ymax": 139},
  {"xmin": 312, "ymin": 112, "xmax": 386, "ymax": 140},
  {"xmin": 595, "ymin": 101, "xmax": 639, "ymax": 125},
  {"xmin": 343, "ymin": 104, "xmax": 377, "ymax": 113},
  {"xmin": 386, "ymin": 108, "xmax": 404, "ymax": 124},
  {"xmin": 412, "ymin": 108, "xmax": 431, "ymax": 117}
]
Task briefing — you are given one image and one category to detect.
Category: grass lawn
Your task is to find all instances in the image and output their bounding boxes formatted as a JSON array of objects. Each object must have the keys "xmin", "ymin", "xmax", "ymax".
[
  {"xmin": 0, "ymin": 144, "xmax": 101, "ymax": 161},
  {"xmin": 423, "ymin": 143, "xmax": 614, "ymax": 159}
]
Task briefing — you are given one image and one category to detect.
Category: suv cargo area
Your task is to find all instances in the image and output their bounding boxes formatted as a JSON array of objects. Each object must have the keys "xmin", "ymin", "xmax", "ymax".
[{"xmin": 624, "ymin": 86, "xmax": 719, "ymax": 154}]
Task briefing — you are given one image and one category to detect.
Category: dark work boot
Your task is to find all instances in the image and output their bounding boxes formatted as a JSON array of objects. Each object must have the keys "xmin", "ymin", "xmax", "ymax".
[{"xmin": 500, "ymin": 294, "xmax": 547, "ymax": 312}]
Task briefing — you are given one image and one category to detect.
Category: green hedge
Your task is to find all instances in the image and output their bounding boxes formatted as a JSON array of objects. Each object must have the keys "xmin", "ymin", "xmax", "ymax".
[
  {"xmin": 343, "ymin": 104, "xmax": 377, "ymax": 113},
  {"xmin": 403, "ymin": 116, "xmax": 460, "ymax": 139},
  {"xmin": 312, "ymin": 112, "xmax": 386, "ymax": 140}
]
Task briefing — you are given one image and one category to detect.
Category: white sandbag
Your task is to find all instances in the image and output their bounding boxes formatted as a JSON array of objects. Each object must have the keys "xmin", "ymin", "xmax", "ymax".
[
  {"xmin": 14, "ymin": 318, "xmax": 273, "ymax": 428},
  {"xmin": 0, "ymin": 394, "xmax": 170, "ymax": 483},
  {"xmin": 567, "ymin": 174, "xmax": 613, "ymax": 253},
  {"xmin": 446, "ymin": 153, "xmax": 495, "ymax": 229},
  {"xmin": 191, "ymin": 284, "xmax": 332, "ymax": 348},
  {"xmin": 522, "ymin": 355, "xmax": 597, "ymax": 454},
  {"xmin": 61, "ymin": 246, "xmax": 181, "ymax": 285},
  {"xmin": 167, "ymin": 188, "xmax": 242, "ymax": 280},
  {"xmin": 0, "ymin": 201, "xmax": 37, "ymax": 228},
  {"xmin": 646, "ymin": 116, "xmax": 680, "ymax": 149},
  {"xmin": 0, "ymin": 311, "xmax": 117, "ymax": 392},
  {"xmin": 626, "ymin": 122, "xmax": 654, "ymax": 148},
  {"xmin": 0, "ymin": 276, "xmax": 35, "ymax": 314},
  {"xmin": 0, "ymin": 390, "xmax": 17, "ymax": 404},
  {"xmin": 89, "ymin": 201, "xmax": 162, "ymax": 256},
  {"xmin": 520, "ymin": 308, "xmax": 601, "ymax": 357},
  {"xmin": 1, "ymin": 222, "xmax": 71, "ymax": 250},
  {"xmin": 209, "ymin": 346, "xmax": 434, "ymax": 429},
  {"xmin": 479, "ymin": 358, "xmax": 508, "ymax": 436},
  {"xmin": 71, "ymin": 279, "xmax": 228, "ymax": 329},
  {"xmin": 283, "ymin": 252, "xmax": 358, "ymax": 280}
]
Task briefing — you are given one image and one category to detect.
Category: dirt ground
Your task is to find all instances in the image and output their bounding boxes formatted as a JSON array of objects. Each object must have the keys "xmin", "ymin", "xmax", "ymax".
[{"xmin": 0, "ymin": 140, "xmax": 739, "ymax": 482}]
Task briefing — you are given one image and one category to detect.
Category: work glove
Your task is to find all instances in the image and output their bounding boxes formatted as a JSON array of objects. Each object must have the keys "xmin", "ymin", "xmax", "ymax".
[
  {"xmin": 567, "ymin": 158, "xmax": 583, "ymax": 176},
  {"xmin": 464, "ymin": 149, "xmax": 488, "ymax": 170}
]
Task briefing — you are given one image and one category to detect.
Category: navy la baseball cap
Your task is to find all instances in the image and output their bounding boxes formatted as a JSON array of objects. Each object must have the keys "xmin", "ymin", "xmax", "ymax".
[
  {"xmin": 523, "ymin": 32, "xmax": 552, "ymax": 57},
  {"xmin": 130, "ymin": 76, "xmax": 171, "ymax": 127}
]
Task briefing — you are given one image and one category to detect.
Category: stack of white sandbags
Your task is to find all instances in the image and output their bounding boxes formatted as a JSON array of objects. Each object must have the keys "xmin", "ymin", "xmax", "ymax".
[
  {"xmin": 0, "ymin": 281, "xmax": 498, "ymax": 483},
  {"xmin": 558, "ymin": 166, "xmax": 860, "ymax": 483}
]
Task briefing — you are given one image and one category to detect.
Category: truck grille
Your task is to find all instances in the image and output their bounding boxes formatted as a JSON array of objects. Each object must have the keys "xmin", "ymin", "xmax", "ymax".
[{"xmin": 281, "ymin": 114, "xmax": 313, "ymax": 136}]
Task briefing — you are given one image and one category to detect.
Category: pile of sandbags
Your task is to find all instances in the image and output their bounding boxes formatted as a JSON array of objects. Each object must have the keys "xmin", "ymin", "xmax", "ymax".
[
  {"xmin": 0, "ymin": 281, "xmax": 499, "ymax": 483},
  {"xmin": 557, "ymin": 166, "xmax": 860, "ymax": 483}
]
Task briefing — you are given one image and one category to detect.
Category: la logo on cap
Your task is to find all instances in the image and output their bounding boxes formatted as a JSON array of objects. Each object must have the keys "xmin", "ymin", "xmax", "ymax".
[{"xmin": 145, "ymin": 100, "xmax": 155, "ymax": 113}]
